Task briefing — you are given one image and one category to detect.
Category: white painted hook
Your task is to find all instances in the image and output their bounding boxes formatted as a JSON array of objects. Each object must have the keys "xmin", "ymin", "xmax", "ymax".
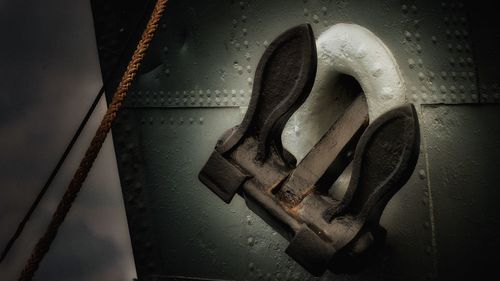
[{"xmin": 283, "ymin": 23, "xmax": 406, "ymax": 161}]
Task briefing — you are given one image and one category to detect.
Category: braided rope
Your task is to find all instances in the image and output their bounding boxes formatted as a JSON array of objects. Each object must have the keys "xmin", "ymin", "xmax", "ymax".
[{"xmin": 17, "ymin": 1, "xmax": 168, "ymax": 280}]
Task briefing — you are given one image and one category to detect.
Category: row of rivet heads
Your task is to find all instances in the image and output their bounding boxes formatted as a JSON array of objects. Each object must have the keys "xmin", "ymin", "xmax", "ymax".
[
  {"xmin": 232, "ymin": 2, "xmax": 337, "ymax": 46},
  {"xmin": 403, "ymin": 1, "xmax": 477, "ymax": 104},
  {"xmin": 135, "ymin": 108, "xmax": 247, "ymax": 126},
  {"xmin": 229, "ymin": 1, "xmax": 332, "ymax": 91},
  {"xmin": 138, "ymin": 116, "xmax": 206, "ymax": 125},
  {"xmin": 229, "ymin": 1, "xmax": 260, "ymax": 93},
  {"xmin": 408, "ymin": 84, "xmax": 478, "ymax": 103},
  {"xmin": 402, "ymin": 2, "xmax": 466, "ymax": 14},
  {"xmin": 125, "ymin": 89, "xmax": 251, "ymax": 107}
]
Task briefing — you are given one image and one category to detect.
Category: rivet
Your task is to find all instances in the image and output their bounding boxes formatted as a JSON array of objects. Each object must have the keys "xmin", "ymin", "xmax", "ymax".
[
  {"xmin": 404, "ymin": 31, "xmax": 412, "ymax": 41},
  {"xmin": 419, "ymin": 169, "xmax": 426, "ymax": 179},
  {"xmin": 411, "ymin": 4, "xmax": 417, "ymax": 13},
  {"xmin": 402, "ymin": 4, "xmax": 408, "ymax": 13},
  {"xmin": 418, "ymin": 72, "xmax": 425, "ymax": 81},
  {"xmin": 408, "ymin": 58, "xmax": 416, "ymax": 69},
  {"xmin": 313, "ymin": 14, "xmax": 320, "ymax": 23}
]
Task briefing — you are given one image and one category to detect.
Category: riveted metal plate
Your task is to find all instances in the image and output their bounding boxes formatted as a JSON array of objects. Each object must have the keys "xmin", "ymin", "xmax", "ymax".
[
  {"xmin": 120, "ymin": 0, "xmax": 495, "ymax": 108},
  {"xmin": 89, "ymin": 0, "xmax": 499, "ymax": 280}
]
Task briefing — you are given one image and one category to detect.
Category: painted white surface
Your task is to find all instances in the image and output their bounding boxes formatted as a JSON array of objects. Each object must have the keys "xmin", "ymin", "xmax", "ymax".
[{"xmin": 283, "ymin": 23, "xmax": 406, "ymax": 162}]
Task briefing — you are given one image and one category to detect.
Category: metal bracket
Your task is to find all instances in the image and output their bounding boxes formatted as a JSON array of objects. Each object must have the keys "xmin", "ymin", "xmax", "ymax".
[{"xmin": 198, "ymin": 24, "xmax": 420, "ymax": 276}]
